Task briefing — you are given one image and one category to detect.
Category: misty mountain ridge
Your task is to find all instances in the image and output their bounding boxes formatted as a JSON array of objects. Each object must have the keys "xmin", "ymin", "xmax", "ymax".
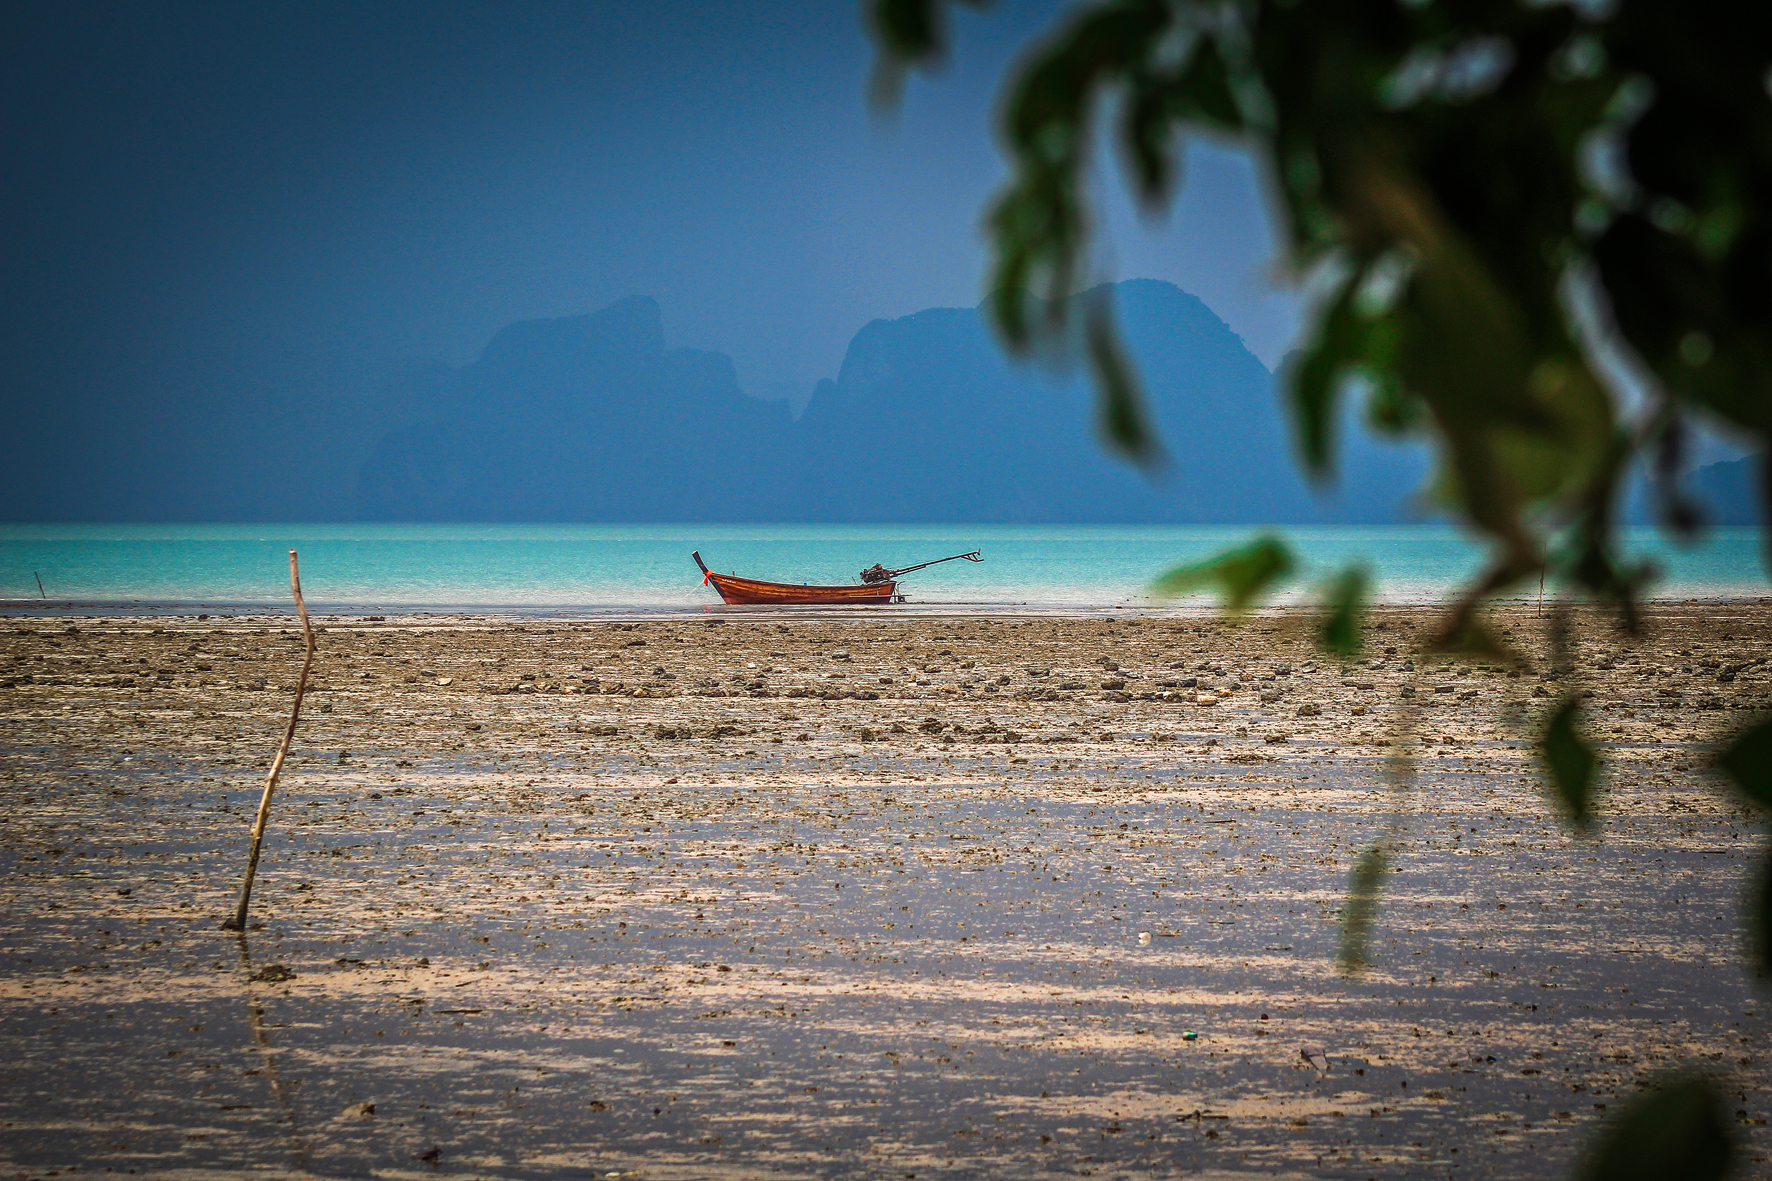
[{"xmin": 357, "ymin": 279, "xmax": 1753, "ymax": 525}]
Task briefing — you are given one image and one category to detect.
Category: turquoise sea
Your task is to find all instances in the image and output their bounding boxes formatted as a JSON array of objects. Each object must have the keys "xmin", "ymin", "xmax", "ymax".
[{"xmin": 0, "ymin": 523, "xmax": 1763, "ymax": 617}]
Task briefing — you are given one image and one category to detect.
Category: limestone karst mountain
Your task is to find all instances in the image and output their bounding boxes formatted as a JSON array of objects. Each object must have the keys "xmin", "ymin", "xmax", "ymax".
[
  {"xmin": 358, "ymin": 296, "xmax": 792, "ymax": 521},
  {"xmin": 356, "ymin": 279, "xmax": 1434, "ymax": 523}
]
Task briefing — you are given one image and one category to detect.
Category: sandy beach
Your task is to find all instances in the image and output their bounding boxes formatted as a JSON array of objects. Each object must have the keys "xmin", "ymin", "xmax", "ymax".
[{"xmin": 2, "ymin": 603, "xmax": 1770, "ymax": 1179}]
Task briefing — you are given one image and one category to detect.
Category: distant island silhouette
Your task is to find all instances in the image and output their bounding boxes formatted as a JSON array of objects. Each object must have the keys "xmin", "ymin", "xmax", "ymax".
[{"xmin": 356, "ymin": 279, "xmax": 1755, "ymax": 525}]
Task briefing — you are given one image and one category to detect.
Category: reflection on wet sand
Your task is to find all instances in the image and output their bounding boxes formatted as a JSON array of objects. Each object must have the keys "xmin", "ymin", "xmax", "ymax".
[{"xmin": 233, "ymin": 932, "xmax": 309, "ymax": 1168}]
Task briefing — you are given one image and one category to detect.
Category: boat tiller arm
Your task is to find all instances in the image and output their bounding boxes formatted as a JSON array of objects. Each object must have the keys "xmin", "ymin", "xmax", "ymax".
[{"xmin": 885, "ymin": 550, "xmax": 983, "ymax": 579}]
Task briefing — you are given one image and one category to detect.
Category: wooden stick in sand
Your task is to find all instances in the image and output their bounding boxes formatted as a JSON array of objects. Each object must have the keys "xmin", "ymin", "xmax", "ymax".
[{"xmin": 221, "ymin": 550, "xmax": 316, "ymax": 932}]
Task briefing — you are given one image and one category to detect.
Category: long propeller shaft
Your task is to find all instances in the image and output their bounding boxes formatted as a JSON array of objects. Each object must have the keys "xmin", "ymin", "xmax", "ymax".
[{"xmin": 888, "ymin": 550, "xmax": 983, "ymax": 578}]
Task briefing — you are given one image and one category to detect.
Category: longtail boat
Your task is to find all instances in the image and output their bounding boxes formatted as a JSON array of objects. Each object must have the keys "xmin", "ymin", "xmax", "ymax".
[{"xmin": 691, "ymin": 549, "xmax": 981, "ymax": 606}]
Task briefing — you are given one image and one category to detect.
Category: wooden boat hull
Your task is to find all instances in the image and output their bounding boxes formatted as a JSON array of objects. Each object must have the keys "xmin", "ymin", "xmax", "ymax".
[{"xmin": 705, "ymin": 571, "xmax": 898, "ymax": 606}]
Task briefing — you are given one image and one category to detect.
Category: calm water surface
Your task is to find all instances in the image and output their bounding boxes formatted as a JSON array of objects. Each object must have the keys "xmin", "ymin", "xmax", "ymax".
[{"xmin": 0, "ymin": 523, "xmax": 1762, "ymax": 614}]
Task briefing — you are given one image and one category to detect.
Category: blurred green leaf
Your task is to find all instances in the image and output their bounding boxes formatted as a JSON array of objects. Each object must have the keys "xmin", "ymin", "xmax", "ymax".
[
  {"xmin": 1365, "ymin": 375, "xmax": 1427, "ymax": 436},
  {"xmin": 867, "ymin": 0, "xmax": 986, "ymax": 109},
  {"xmin": 1087, "ymin": 300, "xmax": 1161, "ymax": 466},
  {"xmin": 1288, "ymin": 285, "xmax": 1354, "ymax": 478},
  {"xmin": 1151, "ymin": 535, "xmax": 1295, "ymax": 613},
  {"xmin": 1338, "ymin": 844, "xmax": 1388, "ymax": 973},
  {"xmin": 1119, "ymin": 34, "xmax": 1243, "ymax": 205},
  {"xmin": 1169, "ymin": 34, "xmax": 1239, "ymax": 131},
  {"xmin": 1542, "ymin": 695, "xmax": 1598, "ymax": 829},
  {"xmin": 1425, "ymin": 614, "xmax": 1515, "ymax": 662},
  {"xmin": 1120, "ymin": 78, "xmax": 1176, "ymax": 205},
  {"xmin": 1720, "ymin": 722, "xmax": 1772, "ymax": 1013},
  {"xmin": 987, "ymin": 179, "xmax": 1080, "ymax": 350},
  {"xmin": 1751, "ymin": 851, "xmax": 1772, "ymax": 981},
  {"xmin": 871, "ymin": 0, "xmax": 943, "ymax": 61},
  {"xmin": 1574, "ymin": 1075, "xmax": 1735, "ymax": 1181},
  {"xmin": 1318, "ymin": 565, "xmax": 1370, "ymax": 660},
  {"xmin": 986, "ymin": 0, "xmax": 1170, "ymax": 350},
  {"xmin": 1651, "ymin": 416, "xmax": 1705, "ymax": 540},
  {"xmin": 1718, "ymin": 715, "xmax": 1772, "ymax": 811},
  {"xmin": 1290, "ymin": 268, "xmax": 1401, "ymax": 478}
]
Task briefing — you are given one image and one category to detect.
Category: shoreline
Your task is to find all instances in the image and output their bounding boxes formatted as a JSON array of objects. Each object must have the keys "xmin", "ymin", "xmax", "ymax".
[
  {"xmin": 3, "ymin": 593, "xmax": 1770, "ymax": 622},
  {"xmin": 7, "ymin": 520, "xmax": 1760, "ymax": 622}
]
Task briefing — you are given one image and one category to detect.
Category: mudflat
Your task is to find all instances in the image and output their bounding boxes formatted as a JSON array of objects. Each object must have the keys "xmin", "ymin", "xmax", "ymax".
[{"xmin": 2, "ymin": 603, "xmax": 1770, "ymax": 1179}]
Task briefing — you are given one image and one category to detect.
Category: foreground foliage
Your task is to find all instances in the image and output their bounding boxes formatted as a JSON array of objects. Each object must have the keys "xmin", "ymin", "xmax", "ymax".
[{"xmin": 874, "ymin": 1, "xmax": 1770, "ymax": 1172}]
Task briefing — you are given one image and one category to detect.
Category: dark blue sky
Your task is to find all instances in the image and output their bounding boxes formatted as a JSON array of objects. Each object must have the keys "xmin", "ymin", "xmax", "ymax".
[{"xmin": 2, "ymin": 0, "xmax": 1297, "ymax": 519}]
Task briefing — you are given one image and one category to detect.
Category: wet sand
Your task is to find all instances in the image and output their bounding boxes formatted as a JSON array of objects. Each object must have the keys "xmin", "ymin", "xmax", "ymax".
[{"xmin": 2, "ymin": 604, "xmax": 1770, "ymax": 1179}]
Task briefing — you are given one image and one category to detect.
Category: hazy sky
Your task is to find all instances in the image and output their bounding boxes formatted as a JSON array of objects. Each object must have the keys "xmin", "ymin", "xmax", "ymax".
[{"xmin": 2, "ymin": 0, "xmax": 1301, "ymax": 517}]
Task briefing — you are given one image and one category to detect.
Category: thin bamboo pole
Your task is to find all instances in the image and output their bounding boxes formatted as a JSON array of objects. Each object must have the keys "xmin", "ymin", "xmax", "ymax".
[{"xmin": 221, "ymin": 550, "xmax": 315, "ymax": 932}]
